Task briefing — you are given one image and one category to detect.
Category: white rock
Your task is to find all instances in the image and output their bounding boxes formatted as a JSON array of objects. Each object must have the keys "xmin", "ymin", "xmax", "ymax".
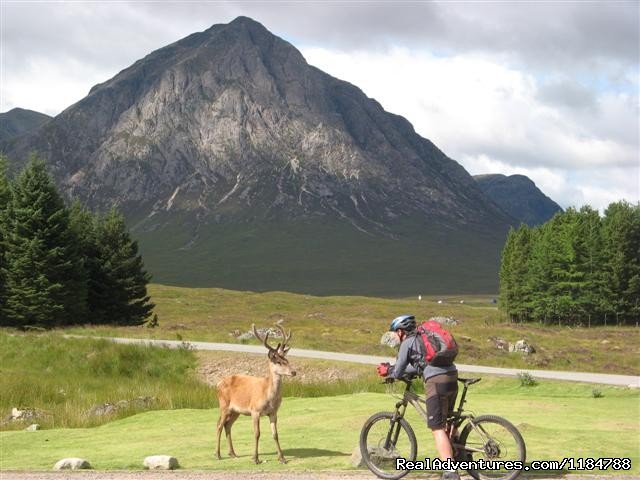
[
  {"xmin": 144, "ymin": 455, "xmax": 179, "ymax": 470},
  {"xmin": 25, "ymin": 424, "xmax": 40, "ymax": 431},
  {"xmin": 380, "ymin": 331, "xmax": 400, "ymax": 348},
  {"xmin": 53, "ymin": 458, "xmax": 91, "ymax": 470}
]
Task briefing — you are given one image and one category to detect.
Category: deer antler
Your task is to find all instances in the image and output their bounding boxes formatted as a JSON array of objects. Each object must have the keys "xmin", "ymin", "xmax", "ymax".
[
  {"xmin": 252, "ymin": 323, "xmax": 276, "ymax": 352},
  {"xmin": 274, "ymin": 322, "xmax": 292, "ymax": 354}
]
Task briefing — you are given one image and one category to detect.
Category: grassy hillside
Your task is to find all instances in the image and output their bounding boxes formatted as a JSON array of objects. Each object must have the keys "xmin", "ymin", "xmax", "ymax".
[
  {"xmin": 0, "ymin": 332, "xmax": 213, "ymax": 430},
  {"xmin": 132, "ymin": 214, "xmax": 507, "ymax": 296},
  {"xmin": 1, "ymin": 386, "xmax": 638, "ymax": 472},
  {"xmin": 63, "ymin": 284, "xmax": 640, "ymax": 375}
]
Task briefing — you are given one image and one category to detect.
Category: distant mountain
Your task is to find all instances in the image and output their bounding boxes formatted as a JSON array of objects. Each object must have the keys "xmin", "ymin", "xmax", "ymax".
[
  {"xmin": 0, "ymin": 108, "xmax": 51, "ymax": 143},
  {"xmin": 474, "ymin": 174, "xmax": 562, "ymax": 226},
  {"xmin": 2, "ymin": 17, "xmax": 514, "ymax": 295}
]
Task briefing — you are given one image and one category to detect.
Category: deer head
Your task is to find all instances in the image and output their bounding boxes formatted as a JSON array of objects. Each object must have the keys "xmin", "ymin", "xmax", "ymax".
[{"xmin": 252, "ymin": 323, "xmax": 296, "ymax": 377}]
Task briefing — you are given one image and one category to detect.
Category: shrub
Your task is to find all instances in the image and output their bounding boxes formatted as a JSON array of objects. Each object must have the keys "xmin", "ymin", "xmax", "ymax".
[{"xmin": 517, "ymin": 372, "xmax": 538, "ymax": 387}]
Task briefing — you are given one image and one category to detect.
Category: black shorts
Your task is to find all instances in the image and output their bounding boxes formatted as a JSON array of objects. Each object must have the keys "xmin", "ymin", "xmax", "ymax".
[{"xmin": 425, "ymin": 371, "xmax": 458, "ymax": 429}]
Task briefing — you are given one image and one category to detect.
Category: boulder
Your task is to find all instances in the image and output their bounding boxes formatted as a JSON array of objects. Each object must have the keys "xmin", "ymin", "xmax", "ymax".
[
  {"xmin": 510, "ymin": 339, "xmax": 536, "ymax": 354},
  {"xmin": 25, "ymin": 424, "xmax": 40, "ymax": 431},
  {"xmin": 429, "ymin": 316, "xmax": 458, "ymax": 326},
  {"xmin": 354, "ymin": 444, "xmax": 400, "ymax": 467},
  {"xmin": 350, "ymin": 445, "xmax": 365, "ymax": 468},
  {"xmin": 144, "ymin": 455, "xmax": 179, "ymax": 470},
  {"xmin": 87, "ymin": 396, "xmax": 156, "ymax": 417},
  {"xmin": 489, "ymin": 336, "xmax": 509, "ymax": 351},
  {"xmin": 380, "ymin": 331, "xmax": 400, "ymax": 348},
  {"xmin": 53, "ymin": 458, "xmax": 91, "ymax": 470}
]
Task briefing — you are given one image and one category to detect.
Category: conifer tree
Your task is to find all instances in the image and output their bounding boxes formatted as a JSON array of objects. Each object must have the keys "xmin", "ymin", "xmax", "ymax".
[
  {"xmin": 91, "ymin": 208, "xmax": 154, "ymax": 325},
  {"xmin": 499, "ymin": 227, "xmax": 516, "ymax": 318},
  {"xmin": 4, "ymin": 156, "xmax": 87, "ymax": 327},
  {"xmin": 602, "ymin": 201, "xmax": 640, "ymax": 324},
  {"xmin": 0, "ymin": 156, "xmax": 11, "ymax": 324},
  {"xmin": 509, "ymin": 224, "xmax": 534, "ymax": 322}
]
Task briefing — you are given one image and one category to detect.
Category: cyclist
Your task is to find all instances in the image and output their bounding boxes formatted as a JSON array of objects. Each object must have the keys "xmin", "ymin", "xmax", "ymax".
[{"xmin": 377, "ymin": 314, "xmax": 460, "ymax": 480}]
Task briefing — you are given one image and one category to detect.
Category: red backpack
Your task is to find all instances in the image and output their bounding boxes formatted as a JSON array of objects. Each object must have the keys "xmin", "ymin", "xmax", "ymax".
[{"xmin": 416, "ymin": 320, "xmax": 458, "ymax": 367}]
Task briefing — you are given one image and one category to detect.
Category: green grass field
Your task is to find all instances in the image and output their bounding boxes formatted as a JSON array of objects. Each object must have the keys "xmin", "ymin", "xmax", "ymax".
[
  {"xmin": 1, "ymin": 384, "xmax": 638, "ymax": 473},
  {"xmin": 61, "ymin": 284, "xmax": 640, "ymax": 375},
  {"xmin": 1, "ymin": 330, "xmax": 638, "ymax": 474}
]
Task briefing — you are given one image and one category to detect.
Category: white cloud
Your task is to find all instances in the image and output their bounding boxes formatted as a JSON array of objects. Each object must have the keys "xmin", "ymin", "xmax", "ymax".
[
  {"xmin": 301, "ymin": 47, "xmax": 639, "ymax": 211},
  {"xmin": 1, "ymin": 57, "xmax": 106, "ymax": 116},
  {"xmin": 1, "ymin": 4, "xmax": 637, "ymax": 213}
]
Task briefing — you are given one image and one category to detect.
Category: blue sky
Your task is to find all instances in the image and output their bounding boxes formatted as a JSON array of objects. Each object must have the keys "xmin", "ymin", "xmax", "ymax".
[{"xmin": 1, "ymin": 1, "xmax": 638, "ymax": 211}]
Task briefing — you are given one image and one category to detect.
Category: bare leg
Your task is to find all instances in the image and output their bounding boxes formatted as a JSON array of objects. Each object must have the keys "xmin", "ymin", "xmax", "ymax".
[
  {"xmin": 252, "ymin": 413, "xmax": 261, "ymax": 464},
  {"xmin": 224, "ymin": 412, "xmax": 240, "ymax": 457},
  {"xmin": 269, "ymin": 413, "xmax": 287, "ymax": 463},
  {"xmin": 432, "ymin": 428, "xmax": 454, "ymax": 459}
]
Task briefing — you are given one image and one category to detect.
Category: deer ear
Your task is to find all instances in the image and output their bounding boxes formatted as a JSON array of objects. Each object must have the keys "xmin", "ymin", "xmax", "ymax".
[{"xmin": 282, "ymin": 346, "xmax": 290, "ymax": 356}]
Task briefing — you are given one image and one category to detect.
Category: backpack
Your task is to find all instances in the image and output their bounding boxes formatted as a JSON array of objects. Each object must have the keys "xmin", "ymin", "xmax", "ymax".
[{"xmin": 416, "ymin": 320, "xmax": 458, "ymax": 367}]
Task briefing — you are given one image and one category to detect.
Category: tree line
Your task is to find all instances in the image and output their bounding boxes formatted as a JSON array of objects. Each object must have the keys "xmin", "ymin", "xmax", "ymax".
[
  {"xmin": 0, "ymin": 155, "xmax": 154, "ymax": 328},
  {"xmin": 499, "ymin": 202, "xmax": 640, "ymax": 326}
]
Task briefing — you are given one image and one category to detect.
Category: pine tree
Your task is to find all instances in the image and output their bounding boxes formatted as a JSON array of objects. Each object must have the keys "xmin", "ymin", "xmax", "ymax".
[
  {"xmin": 91, "ymin": 208, "xmax": 154, "ymax": 325},
  {"xmin": 499, "ymin": 225, "xmax": 534, "ymax": 322},
  {"xmin": 0, "ymin": 156, "xmax": 11, "ymax": 324},
  {"xmin": 498, "ymin": 227, "xmax": 515, "ymax": 318},
  {"xmin": 573, "ymin": 206, "xmax": 606, "ymax": 325},
  {"xmin": 68, "ymin": 200, "xmax": 102, "ymax": 320},
  {"xmin": 509, "ymin": 224, "xmax": 534, "ymax": 322},
  {"xmin": 4, "ymin": 156, "xmax": 87, "ymax": 327},
  {"xmin": 602, "ymin": 201, "xmax": 640, "ymax": 325}
]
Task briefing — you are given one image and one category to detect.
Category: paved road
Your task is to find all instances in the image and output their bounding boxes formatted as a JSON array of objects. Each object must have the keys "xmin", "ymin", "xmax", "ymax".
[{"xmin": 70, "ymin": 335, "xmax": 640, "ymax": 387}]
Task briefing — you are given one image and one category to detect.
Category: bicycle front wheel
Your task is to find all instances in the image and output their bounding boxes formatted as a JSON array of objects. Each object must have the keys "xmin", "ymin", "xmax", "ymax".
[
  {"xmin": 458, "ymin": 414, "xmax": 526, "ymax": 480},
  {"xmin": 359, "ymin": 411, "xmax": 417, "ymax": 480}
]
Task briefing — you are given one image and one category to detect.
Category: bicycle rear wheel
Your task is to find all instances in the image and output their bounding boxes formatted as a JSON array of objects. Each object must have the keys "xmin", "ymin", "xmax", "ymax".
[
  {"xmin": 458, "ymin": 414, "xmax": 526, "ymax": 480},
  {"xmin": 359, "ymin": 411, "xmax": 417, "ymax": 480}
]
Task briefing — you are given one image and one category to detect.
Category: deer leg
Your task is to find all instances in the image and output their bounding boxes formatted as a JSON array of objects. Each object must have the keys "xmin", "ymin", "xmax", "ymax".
[
  {"xmin": 252, "ymin": 412, "xmax": 262, "ymax": 464},
  {"xmin": 224, "ymin": 411, "xmax": 240, "ymax": 457},
  {"xmin": 269, "ymin": 413, "xmax": 287, "ymax": 464},
  {"xmin": 215, "ymin": 410, "xmax": 229, "ymax": 460}
]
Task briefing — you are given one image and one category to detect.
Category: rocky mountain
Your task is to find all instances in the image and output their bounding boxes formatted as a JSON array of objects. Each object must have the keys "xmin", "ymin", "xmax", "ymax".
[
  {"xmin": 2, "ymin": 17, "xmax": 514, "ymax": 295},
  {"xmin": 0, "ymin": 108, "xmax": 51, "ymax": 143},
  {"xmin": 474, "ymin": 174, "xmax": 562, "ymax": 226}
]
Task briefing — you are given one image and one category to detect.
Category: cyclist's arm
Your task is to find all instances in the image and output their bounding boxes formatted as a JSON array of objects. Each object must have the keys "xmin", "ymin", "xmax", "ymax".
[{"xmin": 388, "ymin": 339, "xmax": 418, "ymax": 379}]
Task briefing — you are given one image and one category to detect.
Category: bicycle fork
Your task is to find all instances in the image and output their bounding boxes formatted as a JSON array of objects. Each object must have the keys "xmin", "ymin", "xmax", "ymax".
[{"xmin": 384, "ymin": 401, "xmax": 408, "ymax": 451}]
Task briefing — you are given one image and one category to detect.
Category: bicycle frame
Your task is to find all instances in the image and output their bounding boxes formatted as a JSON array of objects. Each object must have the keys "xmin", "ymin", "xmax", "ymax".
[{"xmin": 390, "ymin": 376, "xmax": 489, "ymax": 457}]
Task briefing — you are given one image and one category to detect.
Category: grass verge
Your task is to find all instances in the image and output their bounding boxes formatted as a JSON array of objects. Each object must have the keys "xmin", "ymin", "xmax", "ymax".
[{"xmin": 1, "ymin": 384, "xmax": 638, "ymax": 473}]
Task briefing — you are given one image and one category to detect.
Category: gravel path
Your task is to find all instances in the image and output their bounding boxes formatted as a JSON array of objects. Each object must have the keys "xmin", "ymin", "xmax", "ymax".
[{"xmin": 0, "ymin": 472, "xmax": 634, "ymax": 480}]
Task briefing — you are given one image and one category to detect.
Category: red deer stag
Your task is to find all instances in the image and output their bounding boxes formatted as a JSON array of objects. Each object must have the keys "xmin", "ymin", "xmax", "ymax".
[{"xmin": 215, "ymin": 323, "xmax": 296, "ymax": 464}]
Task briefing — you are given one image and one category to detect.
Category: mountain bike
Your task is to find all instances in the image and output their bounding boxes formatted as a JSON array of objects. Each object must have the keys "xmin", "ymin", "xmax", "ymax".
[{"xmin": 359, "ymin": 375, "xmax": 526, "ymax": 480}]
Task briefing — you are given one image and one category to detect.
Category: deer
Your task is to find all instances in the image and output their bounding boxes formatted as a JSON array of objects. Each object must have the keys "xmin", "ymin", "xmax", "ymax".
[{"xmin": 215, "ymin": 323, "xmax": 296, "ymax": 464}]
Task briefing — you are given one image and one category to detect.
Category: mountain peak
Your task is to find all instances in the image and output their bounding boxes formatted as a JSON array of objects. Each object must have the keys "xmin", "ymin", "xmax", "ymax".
[
  {"xmin": 2, "ymin": 18, "xmax": 514, "ymax": 295},
  {"xmin": 474, "ymin": 174, "xmax": 562, "ymax": 226}
]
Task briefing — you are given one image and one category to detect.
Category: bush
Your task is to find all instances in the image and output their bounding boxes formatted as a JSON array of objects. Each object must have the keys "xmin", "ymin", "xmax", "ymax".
[{"xmin": 517, "ymin": 372, "xmax": 538, "ymax": 387}]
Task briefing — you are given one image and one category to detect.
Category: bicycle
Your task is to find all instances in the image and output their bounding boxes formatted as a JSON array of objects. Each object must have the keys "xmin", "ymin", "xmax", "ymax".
[{"xmin": 359, "ymin": 375, "xmax": 526, "ymax": 480}]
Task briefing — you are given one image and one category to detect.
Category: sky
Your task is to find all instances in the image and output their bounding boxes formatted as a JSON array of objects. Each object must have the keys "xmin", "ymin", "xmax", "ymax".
[{"xmin": 1, "ymin": 1, "xmax": 638, "ymax": 212}]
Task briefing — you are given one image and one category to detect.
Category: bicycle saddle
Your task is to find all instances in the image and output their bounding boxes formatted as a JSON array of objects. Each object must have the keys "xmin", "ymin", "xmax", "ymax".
[{"xmin": 458, "ymin": 377, "xmax": 481, "ymax": 386}]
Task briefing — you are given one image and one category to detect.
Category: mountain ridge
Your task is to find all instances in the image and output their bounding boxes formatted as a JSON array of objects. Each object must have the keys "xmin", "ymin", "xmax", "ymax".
[
  {"xmin": 2, "ymin": 16, "xmax": 514, "ymax": 295},
  {"xmin": 0, "ymin": 108, "xmax": 52, "ymax": 143},
  {"xmin": 474, "ymin": 173, "xmax": 562, "ymax": 226}
]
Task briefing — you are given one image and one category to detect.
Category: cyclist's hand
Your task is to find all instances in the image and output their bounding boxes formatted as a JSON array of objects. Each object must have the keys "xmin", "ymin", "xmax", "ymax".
[{"xmin": 376, "ymin": 362, "xmax": 390, "ymax": 377}]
